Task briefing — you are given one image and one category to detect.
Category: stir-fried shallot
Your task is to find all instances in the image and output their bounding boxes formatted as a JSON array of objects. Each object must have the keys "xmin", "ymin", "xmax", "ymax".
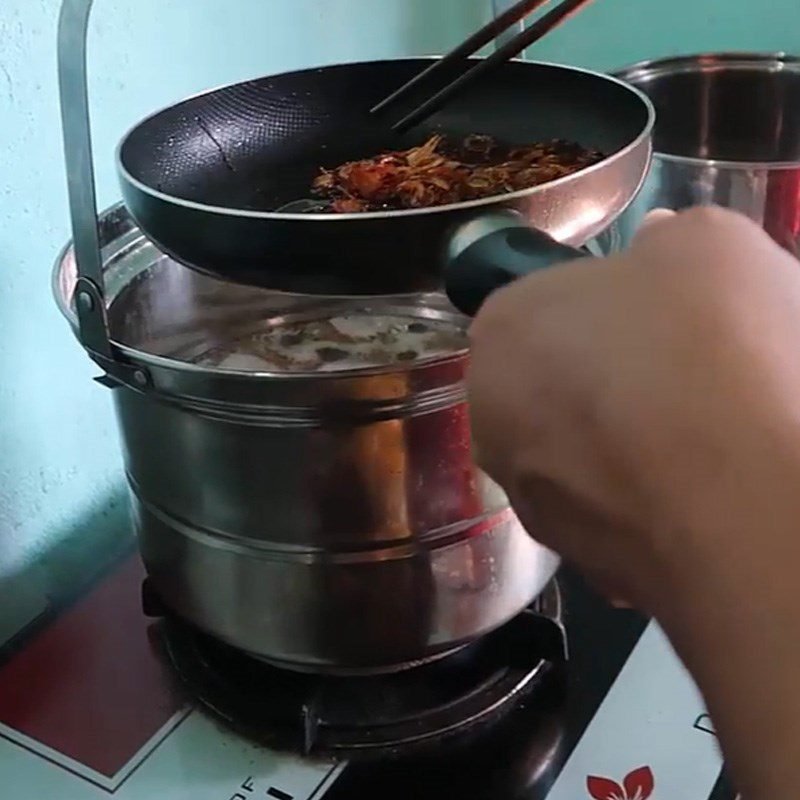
[{"xmin": 310, "ymin": 133, "xmax": 603, "ymax": 213}]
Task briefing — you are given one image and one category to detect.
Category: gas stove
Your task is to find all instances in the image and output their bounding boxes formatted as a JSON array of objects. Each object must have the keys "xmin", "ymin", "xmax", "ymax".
[
  {"xmin": 148, "ymin": 578, "xmax": 566, "ymax": 758},
  {"xmin": 0, "ymin": 547, "xmax": 732, "ymax": 799}
]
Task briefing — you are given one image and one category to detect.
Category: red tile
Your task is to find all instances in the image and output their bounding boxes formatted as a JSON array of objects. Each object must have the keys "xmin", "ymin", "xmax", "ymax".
[{"xmin": 0, "ymin": 557, "xmax": 184, "ymax": 777}]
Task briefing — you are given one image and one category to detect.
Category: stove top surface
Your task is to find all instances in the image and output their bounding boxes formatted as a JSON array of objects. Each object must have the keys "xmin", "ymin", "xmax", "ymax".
[{"xmin": 0, "ymin": 553, "xmax": 731, "ymax": 800}]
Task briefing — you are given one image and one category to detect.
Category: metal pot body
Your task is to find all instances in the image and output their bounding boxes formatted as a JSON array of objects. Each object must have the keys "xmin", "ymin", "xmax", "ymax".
[
  {"xmin": 115, "ymin": 367, "xmax": 558, "ymax": 673},
  {"xmin": 53, "ymin": 204, "xmax": 559, "ymax": 672},
  {"xmin": 614, "ymin": 53, "xmax": 800, "ymax": 254}
]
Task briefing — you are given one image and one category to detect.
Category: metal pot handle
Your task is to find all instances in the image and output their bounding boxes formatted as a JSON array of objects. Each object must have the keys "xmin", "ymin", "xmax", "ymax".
[{"xmin": 58, "ymin": 0, "xmax": 148, "ymax": 387}]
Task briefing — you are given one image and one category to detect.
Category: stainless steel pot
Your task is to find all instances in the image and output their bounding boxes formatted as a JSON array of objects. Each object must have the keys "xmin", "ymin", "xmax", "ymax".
[
  {"xmin": 614, "ymin": 53, "xmax": 800, "ymax": 253},
  {"xmin": 53, "ymin": 204, "xmax": 561, "ymax": 673}
]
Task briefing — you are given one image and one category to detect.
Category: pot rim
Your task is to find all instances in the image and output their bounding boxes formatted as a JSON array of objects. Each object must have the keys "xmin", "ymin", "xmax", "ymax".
[
  {"xmin": 52, "ymin": 202, "xmax": 470, "ymax": 384},
  {"xmin": 614, "ymin": 51, "xmax": 800, "ymax": 171}
]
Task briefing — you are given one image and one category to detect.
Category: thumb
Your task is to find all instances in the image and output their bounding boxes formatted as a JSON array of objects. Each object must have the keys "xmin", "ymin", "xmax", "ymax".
[{"xmin": 639, "ymin": 208, "xmax": 676, "ymax": 232}]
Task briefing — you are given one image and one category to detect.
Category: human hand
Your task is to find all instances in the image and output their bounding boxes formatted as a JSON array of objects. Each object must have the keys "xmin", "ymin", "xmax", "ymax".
[
  {"xmin": 469, "ymin": 205, "xmax": 800, "ymax": 800},
  {"xmin": 468, "ymin": 206, "xmax": 800, "ymax": 615}
]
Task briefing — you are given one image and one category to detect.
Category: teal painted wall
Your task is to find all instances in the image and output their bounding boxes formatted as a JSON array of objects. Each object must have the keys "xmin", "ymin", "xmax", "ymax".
[
  {"xmin": 521, "ymin": 0, "xmax": 800, "ymax": 70},
  {"xmin": 0, "ymin": 0, "xmax": 798, "ymax": 601},
  {"xmin": 0, "ymin": 0, "xmax": 484, "ymax": 616}
]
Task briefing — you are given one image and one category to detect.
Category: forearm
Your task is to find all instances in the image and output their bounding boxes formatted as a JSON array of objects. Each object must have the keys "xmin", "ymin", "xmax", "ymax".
[
  {"xmin": 655, "ymin": 450, "xmax": 800, "ymax": 800},
  {"xmin": 665, "ymin": 567, "xmax": 800, "ymax": 799}
]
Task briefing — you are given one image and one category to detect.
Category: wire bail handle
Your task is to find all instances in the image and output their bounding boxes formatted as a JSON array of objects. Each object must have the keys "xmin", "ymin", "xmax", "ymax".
[{"xmin": 58, "ymin": 0, "xmax": 149, "ymax": 387}]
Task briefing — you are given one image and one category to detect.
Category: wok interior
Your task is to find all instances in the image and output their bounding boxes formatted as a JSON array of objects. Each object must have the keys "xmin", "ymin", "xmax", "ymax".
[
  {"xmin": 119, "ymin": 59, "xmax": 651, "ymax": 212},
  {"xmin": 623, "ymin": 62, "xmax": 800, "ymax": 163}
]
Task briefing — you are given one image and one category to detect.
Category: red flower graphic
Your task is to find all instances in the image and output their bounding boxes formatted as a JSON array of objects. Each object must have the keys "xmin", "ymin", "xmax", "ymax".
[
  {"xmin": 587, "ymin": 766, "xmax": 654, "ymax": 800},
  {"xmin": 587, "ymin": 776, "xmax": 626, "ymax": 800}
]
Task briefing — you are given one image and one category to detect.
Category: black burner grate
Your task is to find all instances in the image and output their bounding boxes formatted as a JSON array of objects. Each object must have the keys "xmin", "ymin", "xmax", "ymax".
[{"xmin": 151, "ymin": 582, "xmax": 566, "ymax": 758}]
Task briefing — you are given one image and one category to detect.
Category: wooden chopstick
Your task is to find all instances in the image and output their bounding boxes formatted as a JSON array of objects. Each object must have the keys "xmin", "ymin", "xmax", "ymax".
[
  {"xmin": 382, "ymin": 0, "xmax": 597, "ymax": 134},
  {"xmin": 371, "ymin": 0, "xmax": 554, "ymax": 117}
]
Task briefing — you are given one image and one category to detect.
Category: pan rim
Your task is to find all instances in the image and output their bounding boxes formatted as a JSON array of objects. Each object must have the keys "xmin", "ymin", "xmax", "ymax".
[{"xmin": 115, "ymin": 56, "xmax": 656, "ymax": 222}]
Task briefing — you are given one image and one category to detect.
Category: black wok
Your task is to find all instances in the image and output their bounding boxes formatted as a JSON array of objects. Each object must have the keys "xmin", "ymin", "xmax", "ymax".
[{"xmin": 117, "ymin": 58, "xmax": 654, "ymax": 309}]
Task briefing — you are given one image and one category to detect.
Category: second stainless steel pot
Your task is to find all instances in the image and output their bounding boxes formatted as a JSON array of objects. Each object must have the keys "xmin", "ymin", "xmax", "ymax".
[{"xmin": 615, "ymin": 53, "xmax": 800, "ymax": 253}]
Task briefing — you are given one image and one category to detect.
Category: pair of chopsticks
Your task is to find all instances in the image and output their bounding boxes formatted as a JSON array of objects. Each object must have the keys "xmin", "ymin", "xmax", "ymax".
[{"xmin": 372, "ymin": 0, "xmax": 596, "ymax": 134}]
